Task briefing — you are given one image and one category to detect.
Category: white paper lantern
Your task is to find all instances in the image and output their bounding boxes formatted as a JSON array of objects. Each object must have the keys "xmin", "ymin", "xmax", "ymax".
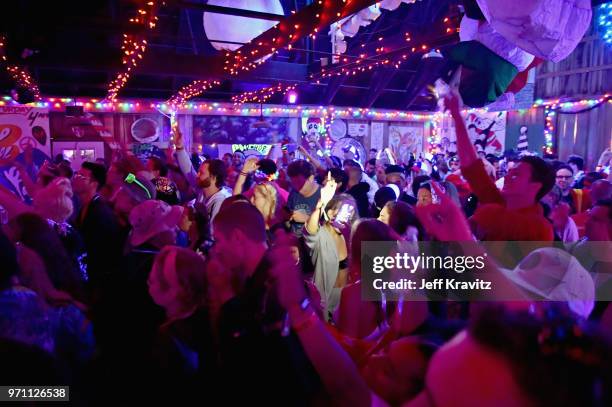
[{"xmin": 203, "ymin": 0, "xmax": 284, "ymax": 51}]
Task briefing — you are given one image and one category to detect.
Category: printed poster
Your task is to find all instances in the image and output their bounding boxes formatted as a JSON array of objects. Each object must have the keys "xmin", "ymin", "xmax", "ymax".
[
  {"xmin": 0, "ymin": 106, "xmax": 51, "ymax": 202},
  {"xmin": 370, "ymin": 122, "xmax": 384, "ymax": 152},
  {"xmin": 437, "ymin": 111, "xmax": 506, "ymax": 155},
  {"xmin": 388, "ymin": 123, "xmax": 424, "ymax": 164}
]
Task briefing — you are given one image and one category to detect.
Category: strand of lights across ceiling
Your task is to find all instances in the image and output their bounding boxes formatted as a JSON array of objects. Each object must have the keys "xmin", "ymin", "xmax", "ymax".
[
  {"xmin": 0, "ymin": 95, "xmax": 434, "ymax": 121},
  {"xmin": 232, "ymin": 83, "xmax": 296, "ymax": 104},
  {"xmin": 0, "ymin": 36, "xmax": 41, "ymax": 101},
  {"xmin": 106, "ymin": 1, "xmax": 163, "ymax": 101},
  {"xmin": 223, "ymin": 0, "xmax": 381, "ymax": 75},
  {"xmin": 167, "ymin": 80, "xmax": 221, "ymax": 107},
  {"xmin": 310, "ymin": 16, "xmax": 457, "ymax": 82}
]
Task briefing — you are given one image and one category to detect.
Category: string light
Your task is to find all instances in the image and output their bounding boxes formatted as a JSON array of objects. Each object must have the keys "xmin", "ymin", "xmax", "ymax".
[
  {"xmin": 309, "ymin": 16, "xmax": 457, "ymax": 81},
  {"xmin": 543, "ymin": 108, "xmax": 555, "ymax": 155},
  {"xmin": 0, "ymin": 36, "xmax": 41, "ymax": 101},
  {"xmin": 167, "ymin": 80, "xmax": 221, "ymax": 107},
  {"xmin": 0, "ymin": 95, "xmax": 435, "ymax": 122},
  {"xmin": 223, "ymin": 1, "xmax": 380, "ymax": 75},
  {"xmin": 106, "ymin": 1, "xmax": 162, "ymax": 101},
  {"xmin": 232, "ymin": 83, "xmax": 296, "ymax": 104},
  {"xmin": 597, "ymin": 2, "xmax": 612, "ymax": 45}
]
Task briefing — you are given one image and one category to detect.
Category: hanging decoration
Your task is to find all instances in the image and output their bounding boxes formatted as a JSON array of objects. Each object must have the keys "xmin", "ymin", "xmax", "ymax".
[
  {"xmin": 106, "ymin": 1, "xmax": 163, "ymax": 101},
  {"xmin": 0, "ymin": 36, "xmax": 41, "ymax": 102},
  {"xmin": 445, "ymin": 0, "xmax": 592, "ymax": 109},
  {"xmin": 328, "ymin": 0, "xmax": 421, "ymax": 61},
  {"xmin": 222, "ymin": 0, "xmax": 381, "ymax": 75},
  {"xmin": 167, "ymin": 80, "xmax": 221, "ymax": 107},
  {"xmin": 231, "ymin": 83, "xmax": 296, "ymax": 104},
  {"xmin": 203, "ymin": 0, "xmax": 284, "ymax": 51}
]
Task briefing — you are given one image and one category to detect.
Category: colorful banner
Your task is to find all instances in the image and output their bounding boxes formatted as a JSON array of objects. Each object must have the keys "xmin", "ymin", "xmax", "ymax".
[{"xmin": 0, "ymin": 106, "xmax": 51, "ymax": 201}]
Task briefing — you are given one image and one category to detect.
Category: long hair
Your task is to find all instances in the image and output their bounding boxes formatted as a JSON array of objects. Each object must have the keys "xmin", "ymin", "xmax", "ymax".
[
  {"xmin": 151, "ymin": 246, "xmax": 208, "ymax": 319},
  {"xmin": 252, "ymin": 182, "xmax": 278, "ymax": 225},
  {"xmin": 9, "ymin": 213, "xmax": 84, "ymax": 302}
]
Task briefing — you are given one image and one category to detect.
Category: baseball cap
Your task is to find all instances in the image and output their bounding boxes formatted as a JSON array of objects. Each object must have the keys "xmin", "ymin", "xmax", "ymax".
[
  {"xmin": 129, "ymin": 200, "xmax": 183, "ymax": 246},
  {"xmin": 499, "ymin": 248, "xmax": 595, "ymax": 318}
]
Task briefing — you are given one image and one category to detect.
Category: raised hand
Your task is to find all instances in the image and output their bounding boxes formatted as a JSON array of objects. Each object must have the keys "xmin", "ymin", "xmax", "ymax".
[
  {"xmin": 172, "ymin": 124, "xmax": 184, "ymax": 150},
  {"xmin": 320, "ymin": 172, "xmax": 337, "ymax": 207},
  {"xmin": 267, "ymin": 243, "xmax": 306, "ymax": 311},
  {"xmin": 415, "ymin": 181, "xmax": 473, "ymax": 241},
  {"xmin": 443, "ymin": 88, "xmax": 463, "ymax": 114},
  {"xmin": 242, "ymin": 156, "xmax": 259, "ymax": 174}
]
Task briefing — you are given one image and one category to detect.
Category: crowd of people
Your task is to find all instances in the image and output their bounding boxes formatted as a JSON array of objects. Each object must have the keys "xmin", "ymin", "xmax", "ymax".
[{"xmin": 1, "ymin": 91, "xmax": 611, "ymax": 405}]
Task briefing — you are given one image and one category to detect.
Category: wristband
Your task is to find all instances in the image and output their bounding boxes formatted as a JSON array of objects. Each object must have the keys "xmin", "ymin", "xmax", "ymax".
[{"xmin": 240, "ymin": 171, "xmax": 249, "ymax": 176}]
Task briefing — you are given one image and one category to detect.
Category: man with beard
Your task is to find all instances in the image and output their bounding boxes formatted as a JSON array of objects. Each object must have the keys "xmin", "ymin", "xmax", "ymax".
[
  {"xmin": 173, "ymin": 126, "xmax": 231, "ymax": 230},
  {"xmin": 196, "ymin": 159, "xmax": 231, "ymax": 228}
]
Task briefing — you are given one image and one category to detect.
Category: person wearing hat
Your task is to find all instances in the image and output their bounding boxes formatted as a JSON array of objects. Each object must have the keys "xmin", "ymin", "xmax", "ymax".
[
  {"xmin": 385, "ymin": 165, "xmax": 417, "ymax": 206},
  {"xmin": 128, "ymin": 200, "xmax": 183, "ymax": 251},
  {"xmin": 110, "ymin": 172, "xmax": 156, "ymax": 229},
  {"xmin": 92, "ymin": 199, "xmax": 184, "ymax": 391}
]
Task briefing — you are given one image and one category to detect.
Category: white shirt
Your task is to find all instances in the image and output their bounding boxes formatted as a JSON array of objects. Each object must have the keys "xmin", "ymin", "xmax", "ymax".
[{"xmin": 201, "ymin": 187, "xmax": 231, "ymax": 231}]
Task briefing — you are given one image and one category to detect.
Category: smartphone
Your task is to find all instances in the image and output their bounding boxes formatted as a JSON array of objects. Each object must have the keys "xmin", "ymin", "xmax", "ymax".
[{"xmin": 335, "ymin": 203, "xmax": 355, "ymax": 225}]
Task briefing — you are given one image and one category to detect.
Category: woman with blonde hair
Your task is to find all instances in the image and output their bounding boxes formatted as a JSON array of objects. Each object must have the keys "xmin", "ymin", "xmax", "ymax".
[
  {"xmin": 250, "ymin": 182, "xmax": 279, "ymax": 229},
  {"xmin": 148, "ymin": 246, "xmax": 215, "ymax": 394}
]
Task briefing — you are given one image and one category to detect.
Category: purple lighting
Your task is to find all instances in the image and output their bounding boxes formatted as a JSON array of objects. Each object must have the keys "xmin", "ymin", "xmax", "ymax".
[{"xmin": 287, "ymin": 90, "xmax": 298, "ymax": 104}]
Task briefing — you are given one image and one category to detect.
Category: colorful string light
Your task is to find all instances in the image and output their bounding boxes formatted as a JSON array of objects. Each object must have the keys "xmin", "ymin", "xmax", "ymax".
[
  {"xmin": 534, "ymin": 95, "xmax": 611, "ymax": 155},
  {"xmin": 167, "ymin": 80, "xmax": 221, "ymax": 107},
  {"xmin": 597, "ymin": 2, "xmax": 612, "ymax": 45},
  {"xmin": 0, "ymin": 95, "xmax": 435, "ymax": 121},
  {"xmin": 232, "ymin": 83, "xmax": 296, "ymax": 105},
  {"xmin": 543, "ymin": 108, "xmax": 555, "ymax": 155},
  {"xmin": 106, "ymin": 1, "xmax": 162, "ymax": 101}
]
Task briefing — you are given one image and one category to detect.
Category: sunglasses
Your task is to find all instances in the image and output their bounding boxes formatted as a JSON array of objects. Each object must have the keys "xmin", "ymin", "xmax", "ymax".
[{"xmin": 125, "ymin": 173, "xmax": 152, "ymax": 199}]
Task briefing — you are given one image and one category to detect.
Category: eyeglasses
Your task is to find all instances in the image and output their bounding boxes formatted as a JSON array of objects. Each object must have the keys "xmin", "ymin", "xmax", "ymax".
[
  {"xmin": 556, "ymin": 175, "xmax": 573, "ymax": 179},
  {"xmin": 125, "ymin": 173, "xmax": 152, "ymax": 199}
]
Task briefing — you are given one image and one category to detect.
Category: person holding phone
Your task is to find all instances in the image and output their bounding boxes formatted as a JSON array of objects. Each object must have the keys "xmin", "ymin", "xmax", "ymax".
[{"xmin": 304, "ymin": 173, "xmax": 359, "ymax": 320}]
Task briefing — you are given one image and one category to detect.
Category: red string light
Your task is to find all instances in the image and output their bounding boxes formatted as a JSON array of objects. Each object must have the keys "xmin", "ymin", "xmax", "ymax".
[
  {"xmin": 309, "ymin": 16, "xmax": 457, "ymax": 82},
  {"xmin": 167, "ymin": 80, "xmax": 221, "ymax": 107},
  {"xmin": 232, "ymin": 83, "xmax": 296, "ymax": 105},
  {"xmin": 106, "ymin": 1, "xmax": 163, "ymax": 101},
  {"xmin": 223, "ymin": 1, "xmax": 381, "ymax": 75},
  {"xmin": 0, "ymin": 36, "xmax": 41, "ymax": 101}
]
